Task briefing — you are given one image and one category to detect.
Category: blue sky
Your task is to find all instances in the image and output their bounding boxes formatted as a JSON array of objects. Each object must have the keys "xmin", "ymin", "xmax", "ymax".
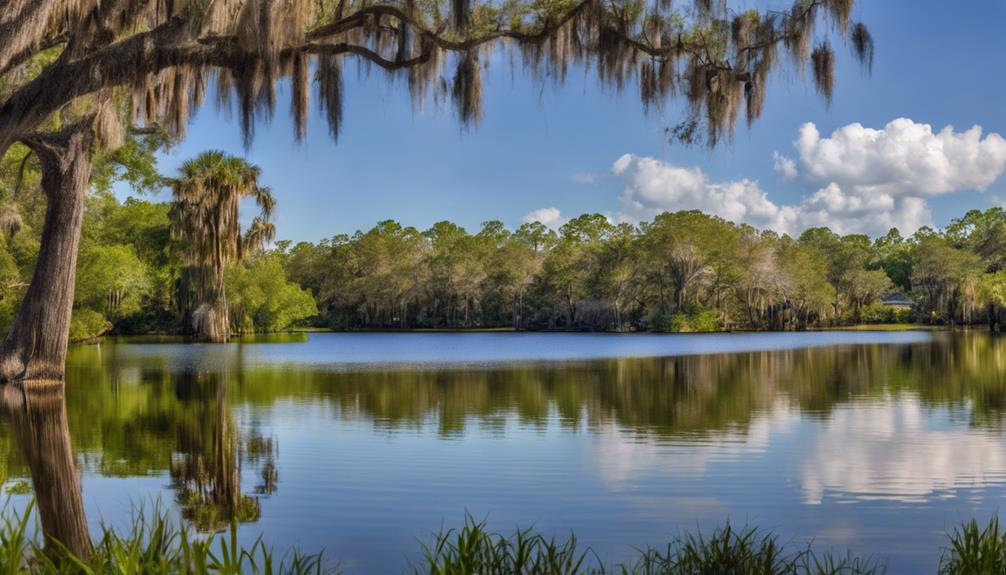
[{"xmin": 137, "ymin": 0, "xmax": 1006, "ymax": 243}]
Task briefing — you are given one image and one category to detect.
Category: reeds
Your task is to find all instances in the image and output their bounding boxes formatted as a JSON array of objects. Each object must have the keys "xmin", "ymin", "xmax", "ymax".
[
  {"xmin": 3, "ymin": 502, "xmax": 1006, "ymax": 574},
  {"xmin": 414, "ymin": 515, "xmax": 885, "ymax": 575},
  {"xmin": 939, "ymin": 517, "xmax": 1006, "ymax": 575},
  {"xmin": 0, "ymin": 501, "xmax": 328, "ymax": 574}
]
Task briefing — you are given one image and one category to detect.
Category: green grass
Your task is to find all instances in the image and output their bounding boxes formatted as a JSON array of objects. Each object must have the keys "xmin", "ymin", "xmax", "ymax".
[
  {"xmin": 2, "ymin": 503, "xmax": 1005, "ymax": 574},
  {"xmin": 938, "ymin": 517, "xmax": 1006, "ymax": 575},
  {"xmin": 414, "ymin": 515, "xmax": 885, "ymax": 575},
  {"xmin": 0, "ymin": 501, "xmax": 329, "ymax": 574},
  {"xmin": 826, "ymin": 323, "xmax": 929, "ymax": 331}
]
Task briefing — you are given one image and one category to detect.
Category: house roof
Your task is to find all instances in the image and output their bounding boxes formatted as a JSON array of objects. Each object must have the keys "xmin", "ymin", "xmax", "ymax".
[{"xmin": 880, "ymin": 293, "xmax": 913, "ymax": 306}]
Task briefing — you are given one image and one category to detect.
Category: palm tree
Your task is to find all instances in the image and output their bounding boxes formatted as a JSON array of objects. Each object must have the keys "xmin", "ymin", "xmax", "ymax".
[{"xmin": 168, "ymin": 151, "xmax": 275, "ymax": 342}]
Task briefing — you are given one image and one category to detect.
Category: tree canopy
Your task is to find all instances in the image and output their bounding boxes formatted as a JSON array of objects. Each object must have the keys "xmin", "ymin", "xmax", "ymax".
[{"xmin": 0, "ymin": 0, "xmax": 874, "ymax": 155}]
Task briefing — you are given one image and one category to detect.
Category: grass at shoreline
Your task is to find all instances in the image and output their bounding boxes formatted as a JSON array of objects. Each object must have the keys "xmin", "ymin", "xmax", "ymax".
[
  {"xmin": 0, "ymin": 504, "xmax": 1002, "ymax": 574},
  {"xmin": 823, "ymin": 323, "xmax": 931, "ymax": 331},
  {"xmin": 99, "ymin": 324, "xmax": 942, "ymax": 340}
]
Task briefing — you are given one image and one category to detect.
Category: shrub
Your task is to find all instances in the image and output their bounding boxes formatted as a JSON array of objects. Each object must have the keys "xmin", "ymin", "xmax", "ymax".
[
  {"xmin": 68, "ymin": 309, "xmax": 112, "ymax": 342},
  {"xmin": 655, "ymin": 306, "xmax": 723, "ymax": 333},
  {"xmin": 841, "ymin": 304, "xmax": 913, "ymax": 325}
]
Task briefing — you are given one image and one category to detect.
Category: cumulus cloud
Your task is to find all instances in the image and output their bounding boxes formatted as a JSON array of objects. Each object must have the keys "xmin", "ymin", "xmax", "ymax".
[
  {"xmin": 772, "ymin": 151, "xmax": 798, "ymax": 181},
  {"xmin": 795, "ymin": 118, "xmax": 1006, "ymax": 196},
  {"xmin": 612, "ymin": 118, "xmax": 1006, "ymax": 236},
  {"xmin": 522, "ymin": 207, "xmax": 566, "ymax": 229},
  {"xmin": 613, "ymin": 154, "xmax": 799, "ymax": 232},
  {"xmin": 613, "ymin": 154, "xmax": 933, "ymax": 236}
]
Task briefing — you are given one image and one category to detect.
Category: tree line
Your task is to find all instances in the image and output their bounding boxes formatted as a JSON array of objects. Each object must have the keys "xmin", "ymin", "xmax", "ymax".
[
  {"xmin": 282, "ymin": 208, "xmax": 1006, "ymax": 333},
  {"xmin": 0, "ymin": 146, "xmax": 316, "ymax": 342},
  {"xmin": 6, "ymin": 139, "xmax": 1006, "ymax": 339}
]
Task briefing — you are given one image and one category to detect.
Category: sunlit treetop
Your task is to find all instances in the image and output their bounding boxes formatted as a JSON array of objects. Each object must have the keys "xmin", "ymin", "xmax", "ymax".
[{"xmin": 0, "ymin": 0, "xmax": 874, "ymax": 155}]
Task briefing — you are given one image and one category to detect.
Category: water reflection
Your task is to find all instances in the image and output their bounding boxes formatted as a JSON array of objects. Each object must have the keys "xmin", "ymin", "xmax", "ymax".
[
  {"xmin": 0, "ymin": 383, "xmax": 89, "ymax": 557},
  {"xmin": 802, "ymin": 398, "xmax": 1006, "ymax": 504},
  {"xmin": 169, "ymin": 369, "xmax": 278, "ymax": 531},
  {"xmin": 0, "ymin": 368, "xmax": 279, "ymax": 552},
  {"xmin": 2, "ymin": 332, "xmax": 1006, "ymax": 571}
]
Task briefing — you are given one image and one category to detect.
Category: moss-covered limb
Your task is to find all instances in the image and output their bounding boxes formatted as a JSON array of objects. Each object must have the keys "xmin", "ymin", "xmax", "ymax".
[{"xmin": 0, "ymin": 0, "xmax": 875, "ymax": 158}]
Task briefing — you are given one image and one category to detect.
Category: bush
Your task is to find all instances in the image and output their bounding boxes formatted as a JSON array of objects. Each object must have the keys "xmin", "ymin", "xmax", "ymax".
[
  {"xmin": 68, "ymin": 309, "xmax": 112, "ymax": 342},
  {"xmin": 655, "ymin": 306, "xmax": 723, "ymax": 333},
  {"xmin": 841, "ymin": 304, "xmax": 913, "ymax": 325}
]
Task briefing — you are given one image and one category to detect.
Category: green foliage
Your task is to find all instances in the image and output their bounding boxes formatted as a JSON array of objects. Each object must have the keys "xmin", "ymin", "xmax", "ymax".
[
  {"xmin": 655, "ymin": 306, "xmax": 722, "ymax": 333},
  {"xmin": 624, "ymin": 523, "xmax": 885, "ymax": 575},
  {"xmin": 2, "ymin": 482, "xmax": 29, "ymax": 496},
  {"xmin": 279, "ymin": 207, "xmax": 1006, "ymax": 332},
  {"xmin": 978, "ymin": 272, "xmax": 1006, "ymax": 308},
  {"xmin": 90, "ymin": 134, "xmax": 164, "ymax": 196},
  {"xmin": 75, "ymin": 244, "xmax": 150, "ymax": 320},
  {"xmin": 414, "ymin": 515, "xmax": 884, "ymax": 575},
  {"xmin": 939, "ymin": 517, "xmax": 1006, "ymax": 575},
  {"xmin": 68, "ymin": 309, "xmax": 112, "ymax": 342},
  {"xmin": 225, "ymin": 253, "xmax": 317, "ymax": 333},
  {"xmin": 841, "ymin": 304, "xmax": 912, "ymax": 325},
  {"xmin": 413, "ymin": 514, "xmax": 591, "ymax": 575},
  {"xmin": 0, "ymin": 501, "xmax": 330, "ymax": 574}
]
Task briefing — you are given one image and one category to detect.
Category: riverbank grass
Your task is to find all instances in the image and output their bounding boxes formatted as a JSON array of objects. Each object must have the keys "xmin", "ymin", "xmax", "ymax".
[
  {"xmin": 1, "ymin": 503, "xmax": 1003, "ymax": 574},
  {"xmin": 414, "ymin": 516, "xmax": 885, "ymax": 574}
]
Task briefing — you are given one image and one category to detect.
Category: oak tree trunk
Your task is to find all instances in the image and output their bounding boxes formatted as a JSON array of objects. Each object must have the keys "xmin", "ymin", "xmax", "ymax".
[{"xmin": 0, "ymin": 126, "xmax": 92, "ymax": 382}]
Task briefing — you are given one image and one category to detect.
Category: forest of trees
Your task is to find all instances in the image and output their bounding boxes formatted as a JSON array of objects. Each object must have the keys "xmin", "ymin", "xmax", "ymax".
[
  {"xmin": 5, "ymin": 135, "xmax": 1006, "ymax": 339},
  {"xmin": 282, "ymin": 208, "xmax": 1006, "ymax": 333},
  {"xmin": 0, "ymin": 140, "xmax": 316, "ymax": 342}
]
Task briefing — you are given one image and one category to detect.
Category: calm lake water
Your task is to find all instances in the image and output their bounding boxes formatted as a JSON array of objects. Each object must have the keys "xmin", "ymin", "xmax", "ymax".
[{"xmin": 6, "ymin": 330, "xmax": 1006, "ymax": 573}]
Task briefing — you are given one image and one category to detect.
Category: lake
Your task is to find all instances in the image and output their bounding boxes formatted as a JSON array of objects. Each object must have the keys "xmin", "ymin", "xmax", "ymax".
[{"xmin": 3, "ymin": 330, "xmax": 1005, "ymax": 573}]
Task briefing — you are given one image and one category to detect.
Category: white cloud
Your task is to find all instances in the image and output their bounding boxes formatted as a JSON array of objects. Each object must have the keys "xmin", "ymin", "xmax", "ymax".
[
  {"xmin": 797, "ymin": 184, "xmax": 932, "ymax": 236},
  {"xmin": 795, "ymin": 118, "xmax": 1006, "ymax": 196},
  {"xmin": 613, "ymin": 153, "xmax": 801, "ymax": 232},
  {"xmin": 613, "ymin": 154, "xmax": 934, "ymax": 236},
  {"xmin": 802, "ymin": 398, "xmax": 1006, "ymax": 504},
  {"xmin": 522, "ymin": 207, "xmax": 566, "ymax": 229},
  {"xmin": 612, "ymin": 118, "xmax": 1006, "ymax": 236},
  {"xmin": 772, "ymin": 151, "xmax": 798, "ymax": 181}
]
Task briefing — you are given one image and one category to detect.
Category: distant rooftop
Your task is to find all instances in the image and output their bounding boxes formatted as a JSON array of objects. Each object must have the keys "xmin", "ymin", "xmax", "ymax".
[{"xmin": 880, "ymin": 293, "xmax": 914, "ymax": 307}]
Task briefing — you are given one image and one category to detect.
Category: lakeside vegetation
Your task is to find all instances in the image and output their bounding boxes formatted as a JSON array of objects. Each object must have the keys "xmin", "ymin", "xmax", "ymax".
[
  {"xmin": 281, "ymin": 208, "xmax": 1006, "ymax": 333},
  {"xmin": 1, "ymin": 504, "xmax": 1005, "ymax": 574},
  {"xmin": 3, "ymin": 136, "xmax": 1006, "ymax": 340},
  {"xmin": 6, "ymin": 141, "xmax": 1006, "ymax": 340},
  {"xmin": 5, "ymin": 136, "xmax": 1003, "ymax": 340}
]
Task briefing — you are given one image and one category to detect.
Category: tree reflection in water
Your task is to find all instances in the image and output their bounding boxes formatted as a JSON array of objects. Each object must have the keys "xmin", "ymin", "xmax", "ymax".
[
  {"xmin": 5, "ymin": 332, "xmax": 1006, "ymax": 559},
  {"xmin": 168, "ymin": 368, "xmax": 278, "ymax": 532},
  {"xmin": 0, "ymin": 367, "xmax": 280, "ymax": 555},
  {"xmin": 0, "ymin": 382, "xmax": 90, "ymax": 559}
]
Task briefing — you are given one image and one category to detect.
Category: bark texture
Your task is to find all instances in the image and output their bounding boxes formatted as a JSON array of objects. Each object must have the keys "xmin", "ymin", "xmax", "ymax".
[{"xmin": 0, "ymin": 126, "xmax": 92, "ymax": 382}]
